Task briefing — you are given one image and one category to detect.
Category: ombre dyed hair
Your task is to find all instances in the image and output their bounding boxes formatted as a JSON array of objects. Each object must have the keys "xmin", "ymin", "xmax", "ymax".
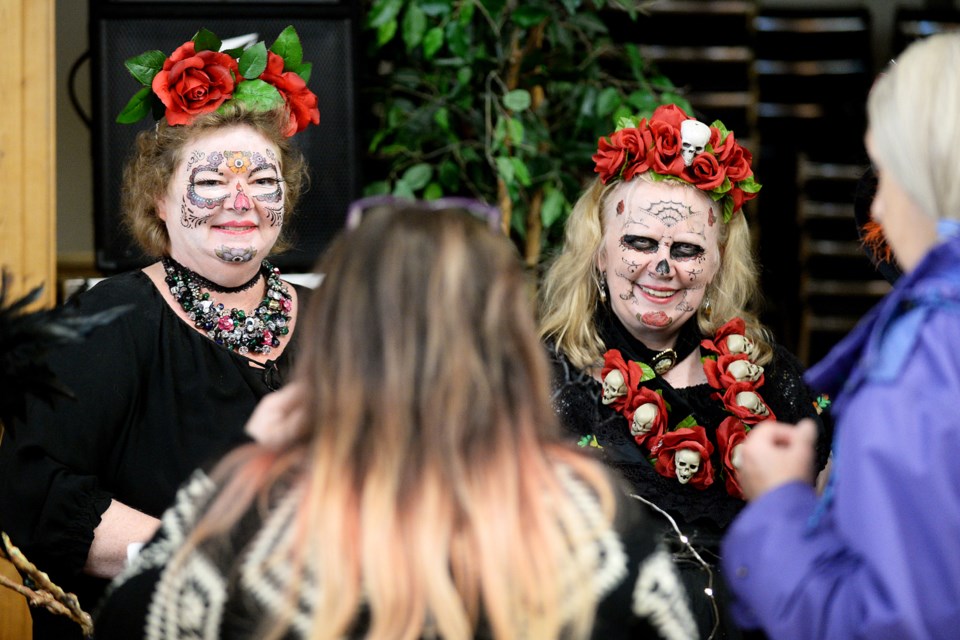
[
  {"xmin": 176, "ymin": 203, "xmax": 621, "ymax": 640},
  {"xmin": 539, "ymin": 175, "xmax": 772, "ymax": 370}
]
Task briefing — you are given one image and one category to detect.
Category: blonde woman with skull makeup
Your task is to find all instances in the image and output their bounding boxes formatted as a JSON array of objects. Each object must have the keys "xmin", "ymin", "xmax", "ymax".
[
  {"xmin": 0, "ymin": 27, "xmax": 317, "ymax": 638},
  {"xmin": 539, "ymin": 105, "xmax": 831, "ymax": 639}
]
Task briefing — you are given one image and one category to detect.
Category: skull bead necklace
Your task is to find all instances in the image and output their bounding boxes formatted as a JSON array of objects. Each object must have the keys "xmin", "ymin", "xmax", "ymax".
[{"xmin": 163, "ymin": 256, "xmax": 293, "ymax": 355}]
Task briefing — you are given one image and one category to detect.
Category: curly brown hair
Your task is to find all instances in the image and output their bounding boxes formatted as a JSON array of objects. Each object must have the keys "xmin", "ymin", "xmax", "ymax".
[{"xmin": 121, "ymin": 105, "xmax": 309, "ymax": 258}]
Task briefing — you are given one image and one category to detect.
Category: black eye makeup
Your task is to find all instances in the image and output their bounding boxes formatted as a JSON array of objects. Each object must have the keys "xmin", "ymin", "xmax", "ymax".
[
  {"xmin": 621, "ymin": 235, "xmax": 658, "ymax": 253},
  {"xmin": 621, "ymin": 235, "xmax": 705, "ymax": 260}
]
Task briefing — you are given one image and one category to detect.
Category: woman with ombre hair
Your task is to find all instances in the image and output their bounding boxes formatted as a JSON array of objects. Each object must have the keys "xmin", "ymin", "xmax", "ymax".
[{"xmin": 94, "ymin": 200, "xmax": 697, "ymax": 640}]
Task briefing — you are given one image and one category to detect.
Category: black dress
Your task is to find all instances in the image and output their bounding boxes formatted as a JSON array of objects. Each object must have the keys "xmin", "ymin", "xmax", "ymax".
[
  {"xmin": 549, "ymin": 312, "xmax": 831, "ymax": 639},
  {"xmin": 94, "ymin": 466, "xmax": 699, "ymax": 640},
  {"xmin": 0, "ymin": 270, "xmax": 305, "ymax": 638}
]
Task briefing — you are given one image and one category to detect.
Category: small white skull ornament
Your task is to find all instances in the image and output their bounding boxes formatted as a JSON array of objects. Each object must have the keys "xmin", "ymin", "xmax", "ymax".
[
  {"xmin": 728, "ymin": 359, "xmax": 763, "ymax": 383},
  {"xmin": 674, "ymin": 448, "xmax": 701, "ymax": 485},
  {"xmin": 680, "ymin": 120, "xmax": 711, "ymax": 166},
  {"xmin": 725, "ymin": 334, "xmax": 756, "ymax": 358},
  {"xmin": 601, "ymin": 369, "xmax": 627, "ymax": 405},
  {"xmin": 630, "ymin": 402, "xmax": 659, "ymax": 436},
  {"xmin": 735, "ymin": 391, "xmax": 769, "ymax": 417}
]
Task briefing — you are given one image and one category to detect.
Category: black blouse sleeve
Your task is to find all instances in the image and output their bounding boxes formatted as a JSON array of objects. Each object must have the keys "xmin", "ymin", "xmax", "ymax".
[{"xmin": 0, "ymin": 276, "xmax": 153, "ymax": 580}]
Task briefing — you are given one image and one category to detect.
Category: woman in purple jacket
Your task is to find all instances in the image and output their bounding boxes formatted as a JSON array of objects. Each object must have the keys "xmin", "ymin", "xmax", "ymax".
[{"xmin": 722, "ymin": 33, "xmax": 960, "ymax": 639}]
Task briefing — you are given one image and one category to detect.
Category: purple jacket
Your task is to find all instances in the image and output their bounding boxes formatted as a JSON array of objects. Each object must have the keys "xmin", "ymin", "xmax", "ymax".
[{"xmin": 721, "ymin": 232, "xmax": 960, "ymax": 639}]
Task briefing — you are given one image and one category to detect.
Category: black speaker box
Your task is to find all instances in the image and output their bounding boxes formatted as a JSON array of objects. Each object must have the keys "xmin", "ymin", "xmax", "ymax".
[{"xmin": 90, "ymin": 1, "xmax": 361, "ymax": 273}]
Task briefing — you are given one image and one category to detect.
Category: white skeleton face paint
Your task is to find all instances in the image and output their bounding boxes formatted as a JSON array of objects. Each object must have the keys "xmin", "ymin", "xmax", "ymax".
[
  {"xmin": 598, "ymin": 179, "xmax": 721, "ymax": 350},
  {"xmin": 156, "ymin": 125, "xmax": 285, "ymax": 274}
]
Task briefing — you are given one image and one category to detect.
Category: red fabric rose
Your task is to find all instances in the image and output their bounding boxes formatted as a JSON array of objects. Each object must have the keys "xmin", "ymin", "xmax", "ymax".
[
  {"xmin": 152, "ymin": 41, "xmax": 239, "ymax": 126},
  {"xmin": 717, "ymin": 417, "xmax": 748, "ymax": 499},
  {"xmin": 717, "ymin": 381, "xmax": 776, "ymax": 425},
  {"xmin": 593, "ymin": 135, "xmax": 627, "ymax": 183},
  {"xmin": 715, "ymin": 133, "xmax": 753, "ymax": 183},
  {"xmin": 700, "ymin": 317, "xmax": 747, "ymax": 355},
  {"xmin": 625, "ymin": 387, "xmax": 668, "ymax": 451},
  {"xmin": 617, "ymin": 125, "xmax": 654, "ymax": 180},
  {"xmin": 260, "ymin": 51, "xmax": 321, "ymax": 136},
  {"xmin": 682, "ymin": 151, "xmax": 726, "ymax": 190},
  {"xmin": 600, "ymin": 350, "xmax": 645, "ymax": 412},
  {"xmin": 654, "ymin": 426, "xmax": 715, "ymax": 489},
  {"xmin": 651, "ymin": 104, "xmax": 691, "ymax": 130},
  {"xmin": 703, "ymin": 353, "xmax": 764, "ymax": 390},
  {"xmin": 649, "ymin": 121, "xmax": 685, "ymax": 176}
]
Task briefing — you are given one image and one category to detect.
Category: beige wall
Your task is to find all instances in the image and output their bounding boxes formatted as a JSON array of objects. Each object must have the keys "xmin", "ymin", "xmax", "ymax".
[{"xmin": 0, "ymin": 0, "xmax": 56, "ymax": 305}]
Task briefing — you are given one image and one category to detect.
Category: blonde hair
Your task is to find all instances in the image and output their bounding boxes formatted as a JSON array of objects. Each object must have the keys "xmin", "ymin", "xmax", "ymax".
[
  {"xmin": 178, "ymin": 204, "xmax": 620, "ymax": 639},
  {"xmin": 868, "ymin": 32, "xmax": 960, "ymax": 222},
  {"xmin": 539, "ymin": 175, "xmax": 771, "ymax": 369},
  {"xmin": 121, "ymin": 104, "xmax": 308, "ymax": 257}
]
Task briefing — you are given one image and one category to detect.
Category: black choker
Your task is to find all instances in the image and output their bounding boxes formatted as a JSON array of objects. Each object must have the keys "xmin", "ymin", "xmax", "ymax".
[
  {"xmin": 596, "ymin": 304, "xmax": 702, "ymax": 375},
  {"xmin": 163, "ymin": 257, "xmax": 263, "ymax": 294}
]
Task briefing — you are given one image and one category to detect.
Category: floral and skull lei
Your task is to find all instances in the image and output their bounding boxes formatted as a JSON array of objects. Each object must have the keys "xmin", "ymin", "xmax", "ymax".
[{"xmin": 596, "ymin": 317, "xmax": 774, "ymax": 500}]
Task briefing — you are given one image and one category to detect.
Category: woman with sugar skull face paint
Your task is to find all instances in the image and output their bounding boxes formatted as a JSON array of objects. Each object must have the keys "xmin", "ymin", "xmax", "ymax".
[
  {"xmin": 0, "ymin": 27, "xmax": 319, "ymax": 638},
  {"xmin": 539, "ymin": 104, "xmax": 831, "ymax": 639}
]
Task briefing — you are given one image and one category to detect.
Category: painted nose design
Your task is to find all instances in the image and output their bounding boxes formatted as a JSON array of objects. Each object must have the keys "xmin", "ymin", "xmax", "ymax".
[
  {"xmin": 655, "ymin": 259, "xmax": 670, "ymax": 276},
  {"xmin": 234, "ymin": 184, "xmax": 251, "ymax": 212}
]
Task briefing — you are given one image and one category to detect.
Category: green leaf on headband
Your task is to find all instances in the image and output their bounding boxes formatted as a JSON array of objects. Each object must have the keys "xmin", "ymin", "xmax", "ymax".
[
  {"xmin": 711, "ymin": 119, "xmax": 730, "ymax": 140},
  {"xmin": 270, "ymin": 26, "xmax": 303, "ymax": 70},
  {"xmin": 675, "ymin": 414, "xmax": 698, "ymax": 430},
  {"xmin": 192, "ymin": 28, "xmax": 221, "ymax": 53},
  {"xmin": 221, "ymin": 47, "xmax": 244, "ymax": 59},
  {"xmin": 229, "ymin": 79, "xmax": 284, "ymax": 112},
  {"xmin": 124, "ymin": 50, "xmax": 166, "ymax": 85},
  {"xmin": 615, "ymin": 115, "xmax": 638, "ymax": 131},
  {"xmin": 293, "ymin": 62, "xmax": 312, "ymax": 84},
  {"xmin": 722, "ymin": 197, "xmax": 735, "ymax": 223},
  {"xmin": 739, "ymin": 175, "xmax": 762, "ymax": 194},
  {"xmin": 714, "ymin": 177, "xmax": 732, "ymax": 195},
  {"xmin": 115, "ymin": 86, "xmax": 154, "ymax": 124},
  {"xmin": 238, "ymin": 42, "xmax": 268, "ymax": 79}
]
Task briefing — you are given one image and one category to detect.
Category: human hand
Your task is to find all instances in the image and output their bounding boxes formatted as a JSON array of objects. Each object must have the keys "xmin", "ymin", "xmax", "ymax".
[
  {"xmin": 736, "ymin": 418, "xmax": 817, "ymax": 501},
  {"xmin": 245, "ymin": 382, "xmax": 307, "ymax": 448}
]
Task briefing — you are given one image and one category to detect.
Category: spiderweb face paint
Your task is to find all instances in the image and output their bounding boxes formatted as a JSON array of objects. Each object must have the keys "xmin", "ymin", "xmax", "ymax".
[{"xmin": 599, "ymin": 180, "xmax": 721, "ymax": 347}]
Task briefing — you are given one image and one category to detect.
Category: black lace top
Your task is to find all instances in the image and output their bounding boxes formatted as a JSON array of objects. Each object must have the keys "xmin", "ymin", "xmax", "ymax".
[{"xmin": 549, "ymin": 337, "xmax": 830, "ymax": 534}]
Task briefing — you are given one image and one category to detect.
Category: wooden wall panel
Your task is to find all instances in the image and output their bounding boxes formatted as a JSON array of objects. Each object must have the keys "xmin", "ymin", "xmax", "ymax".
[{"xmin": 0, "ymin": 0, "xmax": 55, "ymax": 306}]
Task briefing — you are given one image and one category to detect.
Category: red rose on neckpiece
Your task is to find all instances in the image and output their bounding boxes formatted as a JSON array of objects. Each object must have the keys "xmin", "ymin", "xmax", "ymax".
[
  {"xmin": 260, "ymin": 52, "xmax": 320, "ymax": 136},
  {"xmin": 600, "ymin": 350, "xmax": 645, "ymax": 412},
  {"xmin": 654, "ymin": 426, "xmax": 715, "ymax": 489},
  {"xmin": 625, "ymin": 387, "xmax": 668, "ymax": 451},
  {"xmin": 704, "ymin": 353, "xmax": 765, "ymax": 390},
  {"xmin": 700, "ymin": 317, "xmax": 749, "ymax": 356},
  {"xmin": 717, "ymin": 381, "xmax": 776, "ymax": 425},
  {"xmin": 152, "ymin": 42, "xmax": 239, "ymax": 126},
  {"xmin": 717, "ymin": 417, "xmax": 748, "ymax": 499}
]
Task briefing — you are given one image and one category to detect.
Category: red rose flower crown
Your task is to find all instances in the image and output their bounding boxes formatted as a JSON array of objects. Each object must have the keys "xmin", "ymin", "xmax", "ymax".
[
  {"xmin": 592, "ymin": 104, "xmax": 762, "ymax": 222},
  {"xmin": 116, "ymin": 26, "xmax": 320, "ymax": 137}
]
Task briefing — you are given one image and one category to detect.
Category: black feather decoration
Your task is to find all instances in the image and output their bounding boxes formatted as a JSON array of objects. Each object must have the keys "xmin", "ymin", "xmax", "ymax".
[{"xmin": 0, "ymin": 273, "xmax": 133, "ymax": 435}]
